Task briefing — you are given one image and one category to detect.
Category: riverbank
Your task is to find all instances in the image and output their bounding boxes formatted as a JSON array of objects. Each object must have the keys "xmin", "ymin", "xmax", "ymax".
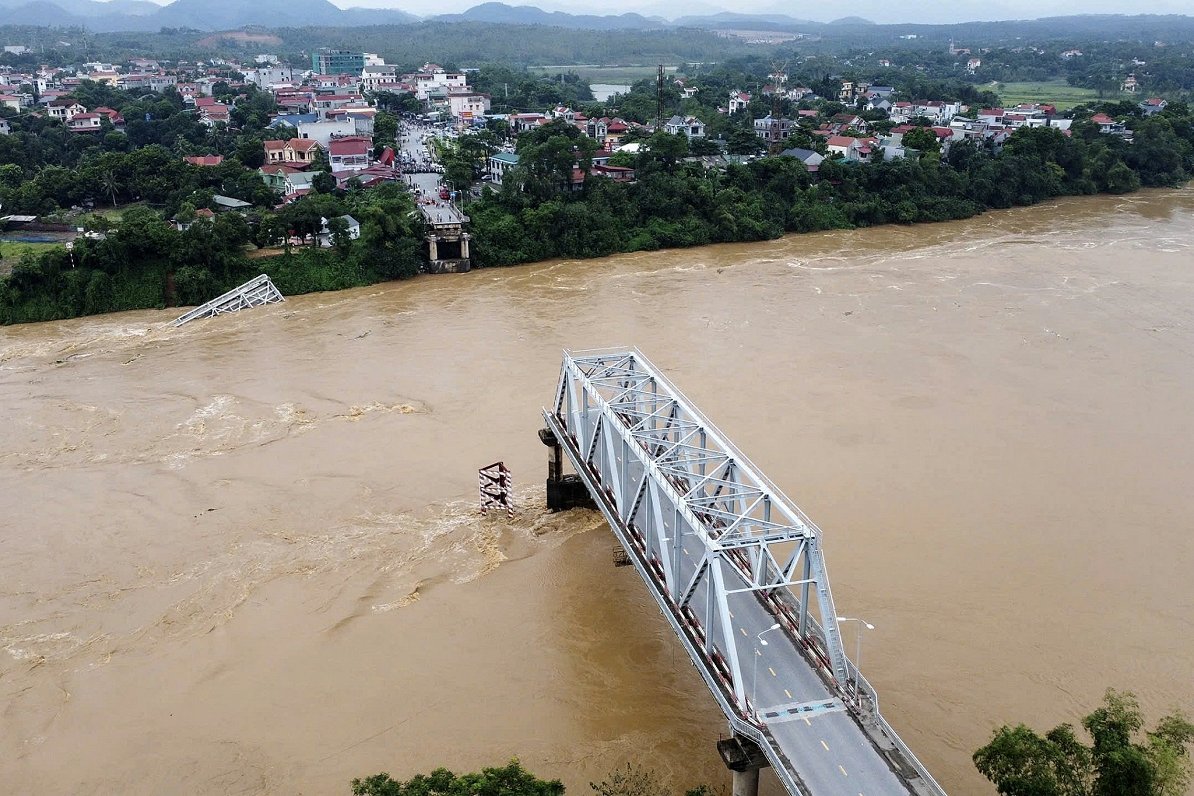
[{"xmin": 1, "ymin": 151, "xmax": 1190, "ymax": 328}]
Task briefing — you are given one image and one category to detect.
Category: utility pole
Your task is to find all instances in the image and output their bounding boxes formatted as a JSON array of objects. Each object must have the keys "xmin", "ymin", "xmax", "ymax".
[{"xmin": 656, "ymin": 63, "xmax": 664, "ymax": 130}]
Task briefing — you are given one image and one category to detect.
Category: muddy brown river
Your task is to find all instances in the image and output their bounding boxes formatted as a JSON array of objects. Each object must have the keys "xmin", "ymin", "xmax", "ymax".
[{"xmin": 2, "ymin": 189, "xmax": 1192, "ymax": 795}]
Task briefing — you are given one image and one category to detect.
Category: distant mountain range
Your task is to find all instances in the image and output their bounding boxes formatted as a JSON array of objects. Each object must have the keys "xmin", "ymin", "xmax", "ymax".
[
  {"xmin": 0, "ymin": 0, "xmax": 838, "ymax": 32},
  {"xmin": 0, "ymin": 0, "xmax": 419, "ymax": 31},
  {"xmin": 0, "ymin": 0, "xmax": 1191, "ymax": 40},
  {"xmin": 434, "ymin": 2, "xmax": 667, "ymax": 29}
]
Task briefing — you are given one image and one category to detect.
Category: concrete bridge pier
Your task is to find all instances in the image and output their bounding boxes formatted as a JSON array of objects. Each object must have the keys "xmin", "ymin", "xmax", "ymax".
[
  {"xmin": 717, "ymin": 735, "xmax": 771, "ymax": 796},
  {"xmin": 732, "ymin": 767, "xmax": 760, "ymax": 796},
  {"xmin": 538, "ymin": 427, "xmax": 594, "ymax": 512}
]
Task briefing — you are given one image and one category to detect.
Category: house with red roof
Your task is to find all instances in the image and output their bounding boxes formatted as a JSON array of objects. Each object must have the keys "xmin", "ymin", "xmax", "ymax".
[
  {"xmin": 184, "ymin": 155, "xmax": 225, "ymax": 167},
  {"xmin": 199, "ymin": 103, "xmax": 230, "ymax": 127},
  {"xmin": 1090, "ymin": 113, "xmax": 1128, "ymax": 135},
  {"xmin": 263, "ymin": 137, "xmax": 323, "ymax": 165},
  {"xmin": 826, "ymin": 135, "xmax": 879, "ymax": 163},
  {"xmin": 259, "ymin": 164, "xmax": 320, "ymax": 202},
  {"xmin": 822, "ymin": 113, "xmax": 869, "ymax": 135},
  {"xmin": 509, "ymin": 113, "xmax": 549, "ymax": 133},
  {"xmin": 47, "ymin": 97, "xmax": 86, "ymax": 122},
  {"xmin": 590, "ymin": 164, "xmax": 636, "ymax": 183},
  {"xmin": 328, "ymin": 136, "xmax": 373, "ymax": 170},
  {"xmin": 67, "ymin": 113, "xmax": 102, "ymax": 132},
  {"xmin": 585, "ymin": 116, "xmax": 631, "ymax": 147},
  {"xmin": 728, "ymin": 91, "xmax": 752, "ymax": 115},
  {"xmin": 94, "ymin": 106, "xmax": 124, "ymax": 127},
  {"xmin": 1139, "ymin": 97, "xmax": 1167, "ymax": 116}
]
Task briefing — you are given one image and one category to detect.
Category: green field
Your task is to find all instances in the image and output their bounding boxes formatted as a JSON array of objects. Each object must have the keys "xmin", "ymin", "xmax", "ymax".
[
  {"xmin": 990, "ymin": 81, "xmax": 1113, "ymax": 110},
  {"xmin": 0, "ymin": 239, "xmax": 65, "ymax": 274},
  {"xmin": 0, "ymin": 240, "xmax": 64, "ymax": 260},
  {"xmin": 91, "ymin": 201, "xmax": 146, "ymax": 221},
  {"xmin": 530, "ymin": 64, "xmax": 679, "ymax": 83}
]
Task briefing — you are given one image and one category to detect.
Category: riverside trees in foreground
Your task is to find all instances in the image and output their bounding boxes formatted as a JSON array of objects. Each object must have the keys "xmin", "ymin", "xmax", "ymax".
[
  {"xmin": 974, "ymin": 690, "xmax": 1194, "ymax": 796},
  {"xmin": 352, "ymin": 762, "xmax": 708, "ymax": 796}
]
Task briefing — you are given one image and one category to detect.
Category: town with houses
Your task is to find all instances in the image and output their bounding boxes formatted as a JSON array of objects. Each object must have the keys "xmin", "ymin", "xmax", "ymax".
[
  {"xmin": 1, "ymin": 44, "xmax": 1172, "ymax": 190},
  {"xmin": 0, "ymin": 39, "xmax": 1179, "ymax": 273}
]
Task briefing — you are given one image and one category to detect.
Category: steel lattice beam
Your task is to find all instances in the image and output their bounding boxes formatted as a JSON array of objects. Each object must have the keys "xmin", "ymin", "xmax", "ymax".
[{"xmin": 549, "ymin": 348, "xmax": 851, "ymax": 687}]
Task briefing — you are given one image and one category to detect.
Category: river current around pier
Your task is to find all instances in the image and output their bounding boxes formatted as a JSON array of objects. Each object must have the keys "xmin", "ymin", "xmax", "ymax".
[{"xmin": 2, "ymin": 189, "xmax": 1192, "ymax": 795}]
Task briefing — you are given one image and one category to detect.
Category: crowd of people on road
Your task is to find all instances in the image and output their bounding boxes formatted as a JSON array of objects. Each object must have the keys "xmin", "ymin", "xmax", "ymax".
[{"xmin": 396, "ymin": 117, "xmax": 455, "ymax": 197}]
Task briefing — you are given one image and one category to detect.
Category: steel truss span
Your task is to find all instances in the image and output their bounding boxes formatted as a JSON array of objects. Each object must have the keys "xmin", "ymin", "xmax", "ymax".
[
  {"xmin": 542, "ymin": 348, "xmax": 946, "ymax": 796},
  {"xmin": 172, "ymin": 274, "xmax": 285, "ymax": 327}
]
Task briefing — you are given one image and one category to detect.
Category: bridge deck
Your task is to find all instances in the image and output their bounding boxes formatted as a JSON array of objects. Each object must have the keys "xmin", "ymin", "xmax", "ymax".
[
  {"xmin": 417, "ymin": 200, "xmax": 468, "ymax": 228},
  {"xmin": 544, "ymin": 348, "xmax": 944, "ymax": 796}
]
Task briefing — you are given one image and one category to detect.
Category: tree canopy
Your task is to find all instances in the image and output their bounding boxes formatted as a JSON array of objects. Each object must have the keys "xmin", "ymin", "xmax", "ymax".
[
  {"xmin": 352, "ymin": 761, "xmax": 563, "ymax": 796},
  {"xmin": 974, "ymin": 689, "xmax": 1194, "ymax": 796}
]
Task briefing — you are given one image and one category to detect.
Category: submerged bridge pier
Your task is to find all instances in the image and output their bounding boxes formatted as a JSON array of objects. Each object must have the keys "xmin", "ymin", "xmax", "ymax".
[
  {"xmin": 540, "ymin": 348, "xmax": 946, "ymax": 796},
  {"xmin": 539, "ymin": 427, "xmax": 594, "ymax": 511}
]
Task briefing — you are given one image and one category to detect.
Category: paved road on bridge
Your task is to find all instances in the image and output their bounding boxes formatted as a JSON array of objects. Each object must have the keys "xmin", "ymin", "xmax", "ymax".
[{"xmin": 678, "ymin": 536, "xmax": 912, "ymax": 795}]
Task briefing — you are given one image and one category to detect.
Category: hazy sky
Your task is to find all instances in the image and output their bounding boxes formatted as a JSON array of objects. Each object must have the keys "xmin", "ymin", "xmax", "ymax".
[{"xmin": 135, "ymin": 0, "xmax": 1193, "ymax": 24}]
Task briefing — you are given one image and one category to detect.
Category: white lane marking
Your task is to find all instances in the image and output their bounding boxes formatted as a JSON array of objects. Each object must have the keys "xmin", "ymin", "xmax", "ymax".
[
  {"xmin": 820, "ymin": 740, "xmax": 829, "ymax": 751},
  {"xmin": 784, "ymin": 688, "xmax": 793, "ymax": 699},
  {"xmin": 740, "ymin": 627, "xmax": 747, "ymax": 637},
  {"xmin": 838, "ymin": 765, "xmax": 848, "ymax": 777},
  {"xmin": 768, "ymin": 667, "xmax": 777, "ymax": 677}
]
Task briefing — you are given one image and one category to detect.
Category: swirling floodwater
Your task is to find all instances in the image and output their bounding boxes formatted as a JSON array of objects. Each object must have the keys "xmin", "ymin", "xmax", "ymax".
[{"xmin": 1, "ymin": 189, "xmax": 1192, "ymax": 795}]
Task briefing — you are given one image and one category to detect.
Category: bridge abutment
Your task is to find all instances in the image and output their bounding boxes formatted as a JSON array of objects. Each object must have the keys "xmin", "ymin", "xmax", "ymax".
[
  {"xmin": 717, "ymin": 735, "xmax": 770, "ymax": 796},
  {"xmin": 538, "ymin": 427, "xmax": 595, "ymax": 512}
]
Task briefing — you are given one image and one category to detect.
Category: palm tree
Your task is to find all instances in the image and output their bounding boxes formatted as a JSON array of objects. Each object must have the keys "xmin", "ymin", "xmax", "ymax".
[{"xmin": 98, "ymin": 169, "xmax": 119, "ymax": 208}]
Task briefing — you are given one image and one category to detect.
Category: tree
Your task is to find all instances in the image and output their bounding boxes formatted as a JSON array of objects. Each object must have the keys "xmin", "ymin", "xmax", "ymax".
[
  {"xmin": 689, "ymin": 137, "xmax": 722, "ymax": 156},
  {"xmin": 901, "ymin": 127, "xmax": 941, "ymax": 154},
  {"xmin": 175, "ymin": 201, "xmax": 196, "ymax": 226},
  {"xmin": 725, "ymin": 123, "xmax": 763, "ymax": 156},
  {"xmin": 327, "ymin": 215, "xmax": 351, "ymax": 251},
  {"xmin": 974, "ymin": 689, "xmax": 1194, "ymax": 796},
  {"xmin": 0, "ymin": 163, "xmax": 22, "ymax": 189},
  {"xmin": 514, "ymin": 119, "xmax": 598, "ymax": 200},
  {"xmin": 590, "ymin": 765, "xmax": 668, "ymax": 796},
  {"xmin": 312, "ymin": 171, "xmax": 338, "ymax": 194},
  {"xmin": 98, "ymin": 167, "xmax": 120, "ymax": 207},
  {"xmin": 236, "ymin": 136, "xmax": 266, "ymax": 168},
  {"xmin": 352, "ymin": 761, "xmax": 563, "ymax": 796},
  {"xmin": 373, "ymin": 111, "xmax": 398, "ymax": 145}
]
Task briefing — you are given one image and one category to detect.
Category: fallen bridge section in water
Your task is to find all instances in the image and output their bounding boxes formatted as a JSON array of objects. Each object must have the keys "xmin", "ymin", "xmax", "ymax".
[{"xmin": 171, "ymin": 274, "xmax": 284, "ymax": 327}]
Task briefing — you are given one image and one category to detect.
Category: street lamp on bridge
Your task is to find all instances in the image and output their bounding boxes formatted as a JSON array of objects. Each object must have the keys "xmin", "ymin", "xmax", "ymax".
[
  {"xmin": 835, "ymin": 616, "xmax": 875, "ymax": 705},
  {"xmin": 751, "ymin": 622, "xmax": 782, "ymax": 722}
]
